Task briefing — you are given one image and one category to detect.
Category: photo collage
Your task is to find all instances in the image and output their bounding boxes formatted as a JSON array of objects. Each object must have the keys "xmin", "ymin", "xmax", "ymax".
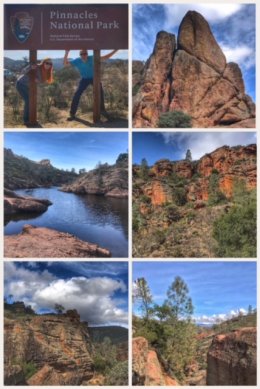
[{"xmin": 2, "ymin": 1, "xmax": 258, "ymax": 387}]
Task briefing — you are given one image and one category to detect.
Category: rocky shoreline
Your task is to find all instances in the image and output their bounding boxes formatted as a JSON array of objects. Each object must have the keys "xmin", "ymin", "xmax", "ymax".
[{"xmin": 4, "ymin": 225, "xmax": 111, "ymax": 258}]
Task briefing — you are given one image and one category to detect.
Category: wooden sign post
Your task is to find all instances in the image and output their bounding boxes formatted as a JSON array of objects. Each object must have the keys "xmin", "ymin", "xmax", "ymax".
[
  {"xmin": 93, "ymin": 50, "xmax": 101, "ymax": 123},
  {"xmin": 4, "ymin": 4, "xmax": 128, "ymax": 126},
  {"xmin": 29, "ymin": 50, "xmax": 38, "ymax": 125}
]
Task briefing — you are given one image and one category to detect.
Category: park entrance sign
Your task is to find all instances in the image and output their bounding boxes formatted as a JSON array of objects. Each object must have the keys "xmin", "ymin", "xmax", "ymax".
[
  {"xmin": 4, "ymin": 4, "xmax": 128, "ymax": 50},
  {"xmin": 4, "ymin": 4, "xmax": 128, "ymax": 125}
]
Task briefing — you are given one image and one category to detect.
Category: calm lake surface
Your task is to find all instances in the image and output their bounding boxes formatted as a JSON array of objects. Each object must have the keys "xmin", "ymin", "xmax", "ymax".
[{"xmin": 5, "ymin": 187, "xmax": 128, "ymax": 257}]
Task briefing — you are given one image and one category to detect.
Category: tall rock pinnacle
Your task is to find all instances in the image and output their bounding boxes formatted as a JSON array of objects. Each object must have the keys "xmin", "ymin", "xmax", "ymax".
[{"xmin": 133, "ymin": 11, "xmax": 255, "ymax": 128}]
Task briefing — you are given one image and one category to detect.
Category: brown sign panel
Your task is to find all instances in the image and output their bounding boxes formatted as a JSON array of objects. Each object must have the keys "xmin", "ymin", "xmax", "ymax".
[{"xmin": 4, "ymin": 4, "xmax": 128, "ymax": 50}]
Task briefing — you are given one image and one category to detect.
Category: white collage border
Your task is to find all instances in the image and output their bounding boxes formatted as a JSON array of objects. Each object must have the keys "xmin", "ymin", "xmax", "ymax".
[{"xmin": 0, "ymin": 0, "xmax": 259, "ymax": 388}]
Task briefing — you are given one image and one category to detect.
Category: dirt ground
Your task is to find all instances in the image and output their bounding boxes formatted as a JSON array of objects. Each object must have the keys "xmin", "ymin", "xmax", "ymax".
[{"xmin": 4, "ymin": 108, "xmax": 128, "ymax": 129}]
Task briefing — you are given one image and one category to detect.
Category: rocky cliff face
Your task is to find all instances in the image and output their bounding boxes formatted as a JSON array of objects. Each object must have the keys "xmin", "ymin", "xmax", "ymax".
[
  {"xmin": 61, "ymin": 159, "xmax": 128, "ymax": 198},
  {"xmin": 133, "ymin": 144, "xmax": 256, "ymax": 258},
  {"xmin": 4, "ymin": 311, "xmax": 94, "ymax": 386},
  {"xmin": 132, "ymin": 337, "xmax": 178, "ymax": 386},
  {"xmin": 206, "ymin": 327, "xmax": 256, "ymax": 385},
  {"xmin": 133, "ymin": 11, "xmax": 255, "ymax": 128},
  {"xmin": 135, "ymin": 145, "xmax": 256, "ymax": 206}
]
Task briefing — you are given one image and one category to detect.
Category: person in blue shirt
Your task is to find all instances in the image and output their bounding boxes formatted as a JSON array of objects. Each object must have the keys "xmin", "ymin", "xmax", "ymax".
[{"xmin": 63, "ymin": 49, "xmax": 117, "ymax": 121}]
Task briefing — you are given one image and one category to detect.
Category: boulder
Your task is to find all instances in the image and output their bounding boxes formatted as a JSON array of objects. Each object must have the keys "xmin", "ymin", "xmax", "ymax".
[
  {"xmin": 4, "ymin": 188, "xmax": 52, "ymax": 216},
  {"xmin": 4, "ymin": 225, "xmax": 111, "ymax": 258}
]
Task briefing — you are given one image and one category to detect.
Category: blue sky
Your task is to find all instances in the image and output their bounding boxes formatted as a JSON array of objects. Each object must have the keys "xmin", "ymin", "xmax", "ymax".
[
  {"xmin": 133, "ymin": 262, "xmax": 256, "ymax": 324},
  {"xmin": 4, "ymin": 132, "xmax": 128, "ymax": 172},
  {"xmin": 133, "ymin": 4, "xmax": 255, "ymax": 101},
  {"xmin": 4, "ymin": 261, "xmax": 128, "ymax": 327},
  {"xmin": 133, "ymin": 132, "xmax": 256, "ymax": 165}
]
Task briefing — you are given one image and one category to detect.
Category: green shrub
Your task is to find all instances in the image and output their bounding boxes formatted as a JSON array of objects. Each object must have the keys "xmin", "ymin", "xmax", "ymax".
[
  {"xmin": 22, "ymin": 361, "xmax": 37, "ymax": 380},
  {"xmin": 165, "ymin": 204, "xmax": 181, "ymax": 222},
  {"xmin": 158, "ymin": 111, "xmax": 192, "ymax": 128},
  {"xmin": 208, "ymin": 171, "xmax": 227, "ymax": 206},
  {"xmin": 213, "ymin": 190, "xmax": 256, "ymax": 257},
  {"xmin": 93, "ymin": 355, "xmax": 107, "ymax": 373},
  {"xmin": 140, "ymin": 194, "xmax": 151, "ymax": 204},
  {"xmin": 106, "ymin": 361, "xmax": 128, "ymax": 385}
]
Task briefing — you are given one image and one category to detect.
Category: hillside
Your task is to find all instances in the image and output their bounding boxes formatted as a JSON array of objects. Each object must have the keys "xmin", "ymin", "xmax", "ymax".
[
  {"xmin": 62, "ymin": 153, "xmax": 128, "ymax": 198},
  {"xmin": 133, "ymin": 144, "xmax": 256, "ymax": 257},
  {"xmin": 4, "ymin": 148, "xmax": 77, "ymax": 189},
  {"xmin": 133, "ymin": 11, "xmax": 255, "ymax": 128},
  {"xmin": 89, "ymin": 326, "xmax": 128, "ymax": 344}
]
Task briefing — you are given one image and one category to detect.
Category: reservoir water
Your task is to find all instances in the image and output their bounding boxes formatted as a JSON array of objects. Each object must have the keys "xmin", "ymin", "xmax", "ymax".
[{"xmin": 5, "ymin": 187, "xmax": 128, "ymax": 257}]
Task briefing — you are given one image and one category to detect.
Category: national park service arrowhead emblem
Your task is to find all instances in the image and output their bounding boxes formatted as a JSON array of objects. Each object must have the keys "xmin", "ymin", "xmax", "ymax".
[{"xmin": 10, "ymin": 12, "xmax": 34, "ymax": 43}]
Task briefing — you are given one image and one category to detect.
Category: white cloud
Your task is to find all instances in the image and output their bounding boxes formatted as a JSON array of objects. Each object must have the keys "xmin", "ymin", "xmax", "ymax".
[
  {"xmin": 164, "ymin": 4, "xmax": 242, "ymax": 30},
  {"xmin": 221, "ymin": 44, "xmax": 254, "ymax": 69},
  {"xmin": 4, "ymin": 263, "xmax": 128, "ymax": 326},
  {"xmin": 161, "ymin": 132, "xmax": 256, "ymax": 161},
  {"xmin": 194, "ymin": 308, "xmax": 247, "ymax": 324}
]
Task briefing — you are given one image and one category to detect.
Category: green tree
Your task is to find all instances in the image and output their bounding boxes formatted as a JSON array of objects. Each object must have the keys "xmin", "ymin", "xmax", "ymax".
[
  {"xmin": 134, "ymin": 277, "xmax": 153, "ymax": 321},
  {"xmin": 140, "ymin": 158, "xmax": 149, "ymax": 180},
  {"xmin": 185, "ymin": 149, "xmax": 192, "ymax": 161},
  {"xmin": 158, "ymin": 111, "xmax": 192, "ymax": 128},
  {"xmin": 166, "ymin": 276, "xmax": 194, "ymax": 319},
  {"xmin": 208, "ymin": 170, "xmax": 226, "ymax": 205},
  {"xmin": 54, "ymin": 303, "xmax": 65, "ymax": 314}
]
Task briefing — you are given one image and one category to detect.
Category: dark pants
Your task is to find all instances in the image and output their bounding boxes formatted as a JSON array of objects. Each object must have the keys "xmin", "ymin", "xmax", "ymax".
[
  {"xmin": 70, "ymin": 78, "xmax": 105, "ymax": 116},
  {"xmin": 16, "ymin": 81, "xmax": 29, "ymax": 123}
]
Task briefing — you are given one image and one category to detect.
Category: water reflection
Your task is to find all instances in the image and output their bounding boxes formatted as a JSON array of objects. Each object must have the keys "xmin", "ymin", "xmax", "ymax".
[{"xmin": 4, "ymin": 187, "xmax": 128, "ymax": 257}]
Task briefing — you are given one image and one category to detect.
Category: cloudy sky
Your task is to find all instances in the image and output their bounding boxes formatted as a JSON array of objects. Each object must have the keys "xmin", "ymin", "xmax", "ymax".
[
  {"xmin": 133, "ymin": 132, "xmax": 256, "ymax": 165},
  {"xmin": 133, "ymin": 262, "xmax": 256, "ymax": 325},
  {"xmin": 4, "ymin": 132, "xmax": 128, "ymax": 173},
  {"xmin": 5, "ymin": 262, "xmax": 128, "ymax": 327},
  {"xmin": 133, "ymin": 3, "xmax": 255, "ymax": 100}
]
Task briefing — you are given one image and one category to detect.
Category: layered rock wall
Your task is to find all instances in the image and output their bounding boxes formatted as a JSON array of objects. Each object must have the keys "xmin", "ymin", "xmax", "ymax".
[
  {"xmin": 206, "ymin": 327, "xmax": 256, "ymax": 385},
  {"xmin": 4, "ymin": 313, "xmax": 94, "ymax": 385}
]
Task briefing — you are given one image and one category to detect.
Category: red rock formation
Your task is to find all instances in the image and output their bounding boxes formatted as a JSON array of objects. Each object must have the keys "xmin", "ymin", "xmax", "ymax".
[
  {"xmin": 144, "ymin": 181, "xmax": 172, "ymax": 206},
  {"xmin": 206, "ymin": 327, "xmax": 256, "ymax": 385},
  {"xmin": 133, "ymin": 11, "xmax": 255, "ymax": 128},
  {"xmin": 133, "ymin": 31, "xmax": 176, "ymax": 128},
  {"xmin": 4, "ymin": 224, "xmax": 111, "ymax": 258},
  {"xmin": 132, "ymin": 337, "xmax": 178, "ymax": 386},
  {"xmin": 4, "ymin": 313, "xmax": 94, "ymax": 385},
  {"xmin": 136, "ymin": 145, "xmax": 256, "ymax": 205}
]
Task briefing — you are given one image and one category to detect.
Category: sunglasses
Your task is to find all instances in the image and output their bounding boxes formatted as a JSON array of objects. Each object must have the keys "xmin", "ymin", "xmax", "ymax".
[
  {"xmin": 44, "ymin": 62, "xmax": 52, "ymax": 65},
  {"xmin": 80, "ymin": 53, "xmax": 87, "ymax": 56}
]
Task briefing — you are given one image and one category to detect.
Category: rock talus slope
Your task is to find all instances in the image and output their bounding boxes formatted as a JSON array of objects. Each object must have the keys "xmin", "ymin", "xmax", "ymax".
[{"xmin": 133, "ymin": 11, "xmax": 255, "ymax": 128}]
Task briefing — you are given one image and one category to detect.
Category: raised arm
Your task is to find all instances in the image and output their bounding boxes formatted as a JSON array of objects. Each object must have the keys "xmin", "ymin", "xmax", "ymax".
[
  {"xmin": 63, "ymin": 50, "xmax": 71, "ymax": 66},
  {"xmin": 100, "ymin": 50, "xmax": 118, "ymax": 61}
]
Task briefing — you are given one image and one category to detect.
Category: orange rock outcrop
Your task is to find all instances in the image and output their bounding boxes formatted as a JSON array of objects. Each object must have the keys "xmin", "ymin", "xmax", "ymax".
[{"xmin": 132, "ymin": 337, "xmax": 178, "ymax": 386}]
